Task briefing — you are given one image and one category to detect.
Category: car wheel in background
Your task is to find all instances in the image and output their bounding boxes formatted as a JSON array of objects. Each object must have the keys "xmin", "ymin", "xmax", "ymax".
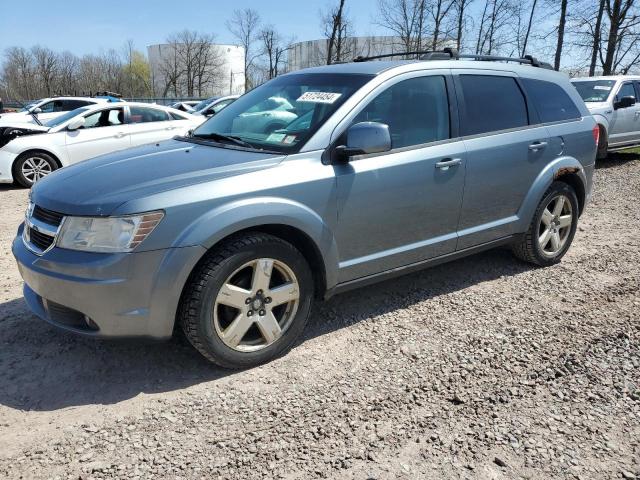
[
  {"xmin": 512, "ymin": 181, "xmax": 579, "ymax": 267},
  {"xmin": 179, "ymin": 232, "xmax": 314, "ymax": 369},
  {"xmin": 13, "ymin": 152, "xmax": 58, "ymax": 188},
  {"xmin": 597, "ymin": 127, "xmax": 608, "ymax": 160}
]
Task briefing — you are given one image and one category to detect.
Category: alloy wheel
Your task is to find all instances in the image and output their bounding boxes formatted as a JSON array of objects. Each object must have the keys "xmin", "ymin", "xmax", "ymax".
[
  {"xmin": 538, "ymin": 194, "xmax": 573, "ymax": 256},
  {"xmin": 21, "ymin": 157, "xmax": 53, "ymax": 184},
  {"xmin": 213, "ymin": 258, "xmax": 300, "ymax": 352}
]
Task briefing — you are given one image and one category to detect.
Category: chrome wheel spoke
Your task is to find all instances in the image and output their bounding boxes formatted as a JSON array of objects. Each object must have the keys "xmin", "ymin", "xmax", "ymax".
[
  {"xmin": 550, "ymin": 231, "xmax": 561, "ymax": 251},
  {"xmin": 558, "ymin": 214, "xmax": 572, "ymax": 229},
  {"xmin": 552, "ymin": 196, "xmax": 565, "ymax": 216},
  {"xmin": 218, "ymin": 283, "xmax": 251, "ymax": 309},
  {"xmin": 256, "ymin": 311, "xmax": 282, "ymax": 344},
  {"xmin": 251, "ymin": 259, "xmax": 273, "ymax": 293},
  {"xmin": 268, "ymin": 282, "xmax": 299, "ymax": 307},
  {"xmin": 539, "ymin": 228, "xmax": 552, "ymax": 248},
  {"xmin": 541, "ymin": 208, "xmax": 554, "ymax": 226},
  {"xmin": 221, "ymin": 313, "xmax": 254, "ymax": 348}
]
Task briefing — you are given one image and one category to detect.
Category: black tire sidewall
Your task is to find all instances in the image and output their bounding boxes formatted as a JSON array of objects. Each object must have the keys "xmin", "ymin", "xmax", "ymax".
[
  {"xmin": 530, "ymin": 182, "xmax": 579, "ymax": 266},
  {"xmin": 190, "ymin": 238, "xmax": 313, "ymax": 368},
  {"xmin": 14, "ymin": 152, "xmax": 57, "ymax": 188}
]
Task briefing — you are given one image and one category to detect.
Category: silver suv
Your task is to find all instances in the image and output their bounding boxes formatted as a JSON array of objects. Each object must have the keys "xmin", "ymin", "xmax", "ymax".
[
  {"xmin": 572, "ymin": 75, "xmax": 640, "ymax": 159},
  {"xmin": 13, "ymin": 51, "xmax": 597, "ymax": 368}
]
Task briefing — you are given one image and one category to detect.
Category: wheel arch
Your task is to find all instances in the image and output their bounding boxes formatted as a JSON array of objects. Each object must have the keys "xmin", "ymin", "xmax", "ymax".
[
  {"xmin": 13, "ymin": 148, "xmax": 63, "ymax": 171},
  {"xmin": 518, "ymin": 157, "xmax": 588, "ymax": 230}
]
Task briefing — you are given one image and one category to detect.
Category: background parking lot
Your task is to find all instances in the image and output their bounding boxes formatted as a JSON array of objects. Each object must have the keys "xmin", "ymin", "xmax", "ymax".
[{"xmin": 0, "ymin": 151, "xmax": 638, "ymax": 479}]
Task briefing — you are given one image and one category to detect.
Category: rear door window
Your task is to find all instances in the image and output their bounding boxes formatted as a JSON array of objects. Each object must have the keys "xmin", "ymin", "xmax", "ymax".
[
  {"xmin": 129, "ymin": 106, "xmax": 170, "ymax": 123},
  {"xmin": 522, "ymin": 78, "xmax": 581, "ymax": 123},
  {"xmin": 458, "ymin": 75, "xmax": 528, "ymax": 136},
  {"xmin": 352, "ymin": 75, "xmax": 450, "ymax": 149}
]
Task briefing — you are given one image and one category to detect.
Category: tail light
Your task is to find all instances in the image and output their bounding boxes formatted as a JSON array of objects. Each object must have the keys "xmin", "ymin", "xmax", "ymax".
[{"xmin": 592, "ymin": 125, "xmax": 600, "ymax": 146}]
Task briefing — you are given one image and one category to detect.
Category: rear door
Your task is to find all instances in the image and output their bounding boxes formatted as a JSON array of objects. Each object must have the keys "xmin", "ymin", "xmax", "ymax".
[
  {"xmin": 65, "ymin": 106, "xmax": 130, "ymax": 164},
  {"xmin": 609, "ymin": 82, "xmax": 640, "ymax": 146},
  {"xmin": 454, "ymin": 71, "xmax": 554, "ymax": 249},
  {"xmin": 127, "ymin": 106, "xmax": 177, "ymax": 147}
]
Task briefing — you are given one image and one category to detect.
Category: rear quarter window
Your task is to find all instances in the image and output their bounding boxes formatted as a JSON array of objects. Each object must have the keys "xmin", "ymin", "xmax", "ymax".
[
  {"xmin": 522, "ymin": 78, "xmax": 581, "ymax": 123},
  {"xmin": 458, "ymin": 75, "xmax": 529, "ymax": 136}
]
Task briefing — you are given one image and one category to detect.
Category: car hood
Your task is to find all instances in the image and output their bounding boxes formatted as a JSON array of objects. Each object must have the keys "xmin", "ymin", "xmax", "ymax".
[
  {"xmin": 31, "ymin": 139, "xmax": 285, "ymax": 216},
  {"xmin": 0, "ymin": 123, "xmax": 49, "ymax": 148}
]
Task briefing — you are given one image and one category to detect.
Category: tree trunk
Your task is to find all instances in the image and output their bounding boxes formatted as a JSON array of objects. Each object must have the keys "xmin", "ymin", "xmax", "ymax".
[
  {"xmin": 326, "ymin": 0, "xmax": 346, "ymax": 65},
  {"xmin": 589, "ymin": 0, "xmax": 606, "ymax": 75},
  {"xmin": 521, "ymin": 0, "xmax": 538, "ymax": 58},
  {"xmin": 553, "ymin": 0, "xmax": 568, "ymax": 70},
  {"xmin": 603, "ymin": 0, "xmax": 622, "ymax": 75}
]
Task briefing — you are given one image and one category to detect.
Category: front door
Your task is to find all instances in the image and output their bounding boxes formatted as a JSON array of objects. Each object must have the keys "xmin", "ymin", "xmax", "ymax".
[
  {"xmin": 334, "ymin": 73, "xmax": 466, "ymax": 282},
  {"xmin": 609, "ymin": 81, "xmax": 640, "ymax": 146},
  {"xmin": 65, "ymin": 106, "xmax": 130, "ymax": 164}
]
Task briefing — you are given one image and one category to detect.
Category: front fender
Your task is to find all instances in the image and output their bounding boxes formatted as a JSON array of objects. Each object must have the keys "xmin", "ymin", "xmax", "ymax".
[
  {"xmin": 172, "ymin": 196, "xmax": 340, "ymax": 289},
  {"xmin": 591, "ymin": 114, "xmax": 610, "ymax": 138},
  {"xmin": 517, "ymin": 156, "xmax": 587, "ymax": 230}
]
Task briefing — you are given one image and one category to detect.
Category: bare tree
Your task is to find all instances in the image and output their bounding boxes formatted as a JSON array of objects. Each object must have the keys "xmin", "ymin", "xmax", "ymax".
[
  {"xmin": 377, "ymin": 0, "xmax": 429, "ymax": 55},
  {"xmin": 428, "ymin": 0, "xmax": 456, "ymax": 50},
  {"xmin": 323, "ymin": 0, "xmax": 350, "ymax": 64},
  {"xmin": 602, "ymin": 0, "xmax": 639, "ymax": 74},
  {"xmin": 260, "ymin": 26, "xmax": 290, "ymax": 78},
  {"xmin": 227, "ymin": 8, "xmax": 261, "ymax": 90},
  {"xmin": 590, "ymin": 0, "xmax": 607, "ymax": 75},
  {"xmin": 453, "ymin": 0, "xmax": 475, "ymax": 50},
  {"xmin": 553, "ymin": 0, "xmax": 568, "ymax": 69},
  {"xmin": 475, "ymin": 0, "xmax": 513, "ymax": 55},
  {"xmin": 520, "ymin": 0, "xmax": 539, "ymax": 57}
]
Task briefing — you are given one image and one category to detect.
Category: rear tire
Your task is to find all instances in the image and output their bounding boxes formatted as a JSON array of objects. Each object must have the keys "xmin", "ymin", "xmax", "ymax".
[
  {"xmin": 512, "ymin": 181, "xmax": 579, "ymax": 267},
  {"xmin": 13, "ymin": 151, "xmax": 58, "ymax": 188},
  {"xmin": 179, "ymin": 233, "xmax": 314, "ymax": 369}
]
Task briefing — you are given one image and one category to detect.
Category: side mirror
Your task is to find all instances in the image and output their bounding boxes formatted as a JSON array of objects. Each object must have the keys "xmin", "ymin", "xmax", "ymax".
[
  {"xmin": 67, "ymin": 117, "xmax": 85, "ymax": 131},
  {"xmin": 614, "ymin": 95, "xmax": 636, "ymax": 110},
  {"xmin": 336, "ymin": 122, "xmax": 391, "ymax": 160},
  {"xmin": 29, "ymin": 107, "xmax": 42, "ymax": 115}
]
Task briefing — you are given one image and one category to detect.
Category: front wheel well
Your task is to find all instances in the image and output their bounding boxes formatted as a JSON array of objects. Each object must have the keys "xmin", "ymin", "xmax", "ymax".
[
  {"xmin": 13, "ymin": 149, "xmax": 62, "ymax": 171},
  {"xmin": 185, "ymin": 224, "xmax": 328, "ymax": 301}
]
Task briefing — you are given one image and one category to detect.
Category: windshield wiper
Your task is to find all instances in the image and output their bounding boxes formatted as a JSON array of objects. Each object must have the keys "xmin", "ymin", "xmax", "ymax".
[{"xmin": 192, "ymin": 132, "xmax": 255, "ymax": 149}]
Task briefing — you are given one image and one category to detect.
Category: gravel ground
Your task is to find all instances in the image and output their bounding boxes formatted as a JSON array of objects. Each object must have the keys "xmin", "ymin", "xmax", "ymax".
[{"xmin": 0, "ymin": 152, "xmax": 638, "ymax": 480}]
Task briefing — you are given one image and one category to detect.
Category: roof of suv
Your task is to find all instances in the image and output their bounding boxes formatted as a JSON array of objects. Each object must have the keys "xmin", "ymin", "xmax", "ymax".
[{"xmin": 290, "ymin": 59, "xmax": 567, "ymax": 80}]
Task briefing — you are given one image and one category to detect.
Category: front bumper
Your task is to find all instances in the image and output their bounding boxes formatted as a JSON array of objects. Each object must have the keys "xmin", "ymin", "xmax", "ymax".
[
  {"xmin": 0, "ymin": 149, "xmax": 17, "ymax": 183},
  {"xmin": 13, "ymin": 224, "xmax": 206, "ymax": 339}
]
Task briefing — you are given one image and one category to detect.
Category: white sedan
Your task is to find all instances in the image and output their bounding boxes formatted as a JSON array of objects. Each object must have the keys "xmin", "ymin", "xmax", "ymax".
[
  {"xmin": 0, "ymin": 102, "xmax": 204, "ymax": 187},
  {"xmin": 0, "ymin": 96, "xmax": 113, "ymax": 126}
]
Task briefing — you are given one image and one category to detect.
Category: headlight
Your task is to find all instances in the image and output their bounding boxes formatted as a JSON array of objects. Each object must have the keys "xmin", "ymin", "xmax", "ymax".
[{"xmin": 57, "ymin": 211, "xmax": 164, "ymax": 253}]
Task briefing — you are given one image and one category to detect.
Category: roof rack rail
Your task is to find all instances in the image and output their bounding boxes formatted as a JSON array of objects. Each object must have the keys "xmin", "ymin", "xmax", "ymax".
[{"xmin": 353, "ymin": 48, "xmax": 554, "ymax": 70}]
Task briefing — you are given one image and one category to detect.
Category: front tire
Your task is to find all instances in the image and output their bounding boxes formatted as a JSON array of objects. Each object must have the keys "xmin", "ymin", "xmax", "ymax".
[
  {"xmin": 179, "ymin": 233, "xmax": 314, "ymax": 368},
  {"xmin": 13, "ymin": 151, "xmax": 57, "ymax": 188},
  {"xmin": 512, "ymin": 181, "xmax": 579, "ymax": 266}
]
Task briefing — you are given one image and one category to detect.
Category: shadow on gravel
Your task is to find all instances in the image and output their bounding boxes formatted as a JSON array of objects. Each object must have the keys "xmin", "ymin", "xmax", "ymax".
[
  {"xmin": 0, "ymin": 184, "xmax": 23, "ymax": 191},
  {"xmin": 596, "ymin": 150, "xmax": 640, "ymax": 169},
  {"xmin": 306, "ymin": 247, "xmax": 533, "ymax": 343},
  {"xmin": 0, "ymin": 298, "xmax": 229, "ymax": 412},
  {"xmin": 0, "ymin": 248, "xmax": 533, "ymax": 412}
]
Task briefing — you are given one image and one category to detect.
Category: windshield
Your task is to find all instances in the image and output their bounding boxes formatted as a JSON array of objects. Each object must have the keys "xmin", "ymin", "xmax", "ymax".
[
  {"xmin": 191, "ymin": 73, "xmax": 372, "ymax": 153},
  {"xmin": 193, "ymin": 97, "xmax": 218, "ymax": 112},
  {"xmin": 44, "ymin": 107, "xmax": 90, "ymax": 128},
  {"xmin": 572, "ymin": 80, "xmax": 616, "ymax": 102},
  {"xmin": 19, "ymin": 101, "xmax": 42, "ymax": 112}
]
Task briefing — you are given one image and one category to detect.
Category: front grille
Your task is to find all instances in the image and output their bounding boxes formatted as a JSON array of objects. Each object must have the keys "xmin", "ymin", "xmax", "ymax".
[
  {"xmin": 33, "ymin": 205, "xmax": 64, "ymax": 227},
  {"xmin": 28, "ymin": 227, "xmax": 55, "ymax": 251}
]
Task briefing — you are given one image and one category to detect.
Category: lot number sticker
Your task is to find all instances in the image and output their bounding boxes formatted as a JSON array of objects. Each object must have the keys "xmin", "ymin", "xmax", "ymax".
[{"xmin": 297, "ymin": 92, "xmax": 342, "ymax": 104}]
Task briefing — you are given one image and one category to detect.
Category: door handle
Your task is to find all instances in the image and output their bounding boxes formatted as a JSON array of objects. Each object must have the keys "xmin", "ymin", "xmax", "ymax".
[
  {"xmin": 435, "ymin": 158, "xmax": 462, "ymax": 170},
  {"xmin": 528, "ymin": 141, "xmax": 548, "ymax": 151},
  {"xmin": 114, "ymin": 132, "xmax": 126, "ymax": 138}
]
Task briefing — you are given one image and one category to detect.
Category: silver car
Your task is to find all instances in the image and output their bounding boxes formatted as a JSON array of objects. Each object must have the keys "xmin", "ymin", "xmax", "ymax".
[
  {"xmin": 13, "ymin": 51, "xmax": 597, "ymax": 368},
  {"xmin": 572, "ymin": 75, "xmax": 640, "ymax": 159}
]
